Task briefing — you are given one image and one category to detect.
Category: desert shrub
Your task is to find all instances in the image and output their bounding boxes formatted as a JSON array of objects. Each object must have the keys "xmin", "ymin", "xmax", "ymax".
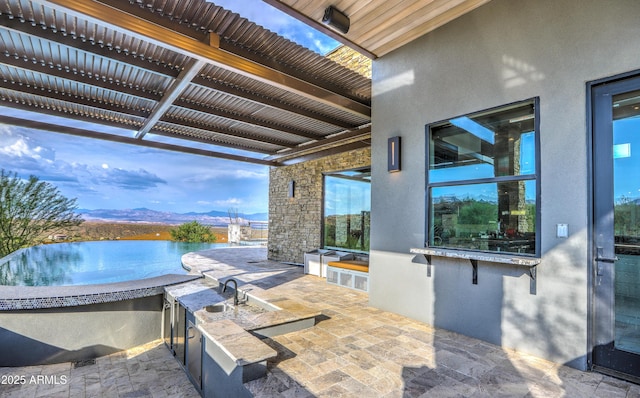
[{"xmin": 169, "ymin": 221, "xmax": 216, "ymax": 243}]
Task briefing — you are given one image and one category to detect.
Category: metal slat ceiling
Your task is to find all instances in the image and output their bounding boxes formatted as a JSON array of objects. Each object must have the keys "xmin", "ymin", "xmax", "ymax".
[{"xmin": 0, "ymin": 0, "xmax": 373, "ymax": 165}]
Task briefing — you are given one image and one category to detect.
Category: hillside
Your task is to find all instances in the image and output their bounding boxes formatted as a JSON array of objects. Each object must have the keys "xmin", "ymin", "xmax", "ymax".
[
  {"xmin": 64, "ymin": 222, "xmax": 229, "ymax": 243},
  {"xmin": 77, "ymin": 208, "xmax": 268, "ymax": 226}
]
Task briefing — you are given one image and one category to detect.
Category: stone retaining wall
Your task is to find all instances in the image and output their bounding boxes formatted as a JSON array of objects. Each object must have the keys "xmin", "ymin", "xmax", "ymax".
[{"xmin": 267, "ymin": 148, "xmax": 370, "ymax": 264}]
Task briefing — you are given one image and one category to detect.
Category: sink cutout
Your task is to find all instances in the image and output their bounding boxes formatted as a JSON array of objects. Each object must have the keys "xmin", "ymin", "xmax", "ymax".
[{"xmin": 205, "ymin": 303, "xmax": 232, "ymax": 313}]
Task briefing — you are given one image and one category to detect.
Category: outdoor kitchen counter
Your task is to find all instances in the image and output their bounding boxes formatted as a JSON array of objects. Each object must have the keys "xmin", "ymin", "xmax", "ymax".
[
  {"xmin": 193, "ymin": 297, "xmax": 319, "ymax": 332},
  {"xmin": 168, "ymin": 247, "xmax": 322, "ymax": 375},
  {"xmin": 199, "ymin": 319, "xmax": 277, "ymax": 368},
  {"xmin": 181, "ymin": 246, "xmax": 323, "ymax": 327}
]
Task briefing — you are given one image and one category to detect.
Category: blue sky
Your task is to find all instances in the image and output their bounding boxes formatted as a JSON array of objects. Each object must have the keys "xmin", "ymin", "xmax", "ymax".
[
  {"xmin": 0, "ymin": 118, "xmax": 270, "ymax": 214},
  {"xmin": 614, "ymin": 117, "xmax": 640, "ymax": 203},
  {"xmin": 211, "ymin": 0, "xmax": 340, "ymax": 55},
  {"xmin": 0, "ymin": 1, "xmax": 340, "ymax": 215}
]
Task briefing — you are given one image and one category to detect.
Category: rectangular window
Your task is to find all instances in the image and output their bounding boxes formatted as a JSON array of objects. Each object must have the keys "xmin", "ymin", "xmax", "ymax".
[
  {"xmin": 323, "ymin": 168, "xmax": 371, "ymax": 253},
  {"xmin": 427, "ymin": 99, "xmax": 539, "ymax": 255}
]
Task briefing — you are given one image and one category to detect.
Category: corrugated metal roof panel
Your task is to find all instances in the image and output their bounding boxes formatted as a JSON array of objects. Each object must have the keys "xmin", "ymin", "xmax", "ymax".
[
  {"xmin": 165, "ymin": 106, "xmax": 312, "ymax": 146},
  {"xmin": 200, "ymin": 67, "xmax": 370, "ymax": 127},
  {"xmin": 0, "ymin": 0, "xmax": 371, "ymax": 164},
  {"xmin": 0, "ymin": 65, "xmax": 155, "ymax": 113},
  {"xmin": 182, "ymin": 85, "xmax": 263, "ymax": 115},
  {"xmin": 250, "ymin": 107, "xmax": 339, "ymax": 136},
  {"xmin": 0, "ymin": 88, "xmax": 145, "ymax": 126},
  {"xmin": 0, "ymin": 29, "xmax": 174, "ymax": 95},
  {"xmin": 181, "ymin": 83, "xmax": 340, "ymax": 136},
  {"xmin": 129, "ymin": 0, "xmax": 371, "ymax": 99},
  {"xmin": 153, "ymin": 121, "xmax": 285, "ymax": 153}
]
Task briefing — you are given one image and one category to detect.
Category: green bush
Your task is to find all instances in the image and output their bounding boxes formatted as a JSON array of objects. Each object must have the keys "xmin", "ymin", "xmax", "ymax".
[{"xmin": 169, "ymin": 221, "xmax": 216, "ymax": 243}]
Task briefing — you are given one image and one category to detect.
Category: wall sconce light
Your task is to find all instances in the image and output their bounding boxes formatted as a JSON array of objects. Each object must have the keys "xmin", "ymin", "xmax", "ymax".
[
  {"xmin": 288, "ymin": 180, "xmax": 295, "ymax": 198},
  {"xmin": 322, "ymin": 6, "xmax": 350, "ymax": 34},
  {"xmin": 388, "ymin": 136, "xmax": 401, "ymax": 172}
]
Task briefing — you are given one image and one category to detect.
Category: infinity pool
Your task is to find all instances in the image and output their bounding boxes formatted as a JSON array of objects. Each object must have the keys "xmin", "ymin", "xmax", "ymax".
[{"xmin": 0, "ymin": 240, "xmax": 228, "ymax": 286}]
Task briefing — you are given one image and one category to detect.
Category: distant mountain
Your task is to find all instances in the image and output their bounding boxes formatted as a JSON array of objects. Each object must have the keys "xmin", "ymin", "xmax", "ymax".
[
  {"xmin": 77, "ymin": 208, "xmax": 268, "ymax": 226},
  {"xmin": 183, "ymin": 210, "xmax": 229, "ymax": 218}
]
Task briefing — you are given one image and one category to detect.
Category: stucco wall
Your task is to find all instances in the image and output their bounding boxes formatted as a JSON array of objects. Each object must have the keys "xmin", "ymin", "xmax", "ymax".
[
  {"xmin": 268, "ymin": 148, "xmax": 370, "ymax": 264},
  {"xmin": 369, "ymin": 0, "xmax": 640, "ymax": 369},
  {"xmin": 0, "ymin": 295, "xmax": 162, "ymax": 366}
]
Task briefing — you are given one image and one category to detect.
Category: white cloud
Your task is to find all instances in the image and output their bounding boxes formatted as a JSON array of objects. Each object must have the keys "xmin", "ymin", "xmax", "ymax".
[
  {"xmin": 214, "ymin": 198, "xmax": 244, "ymax": 207},
  {"xmin": 233, "ymin": 169, "xmax": 268, "ymax": 179},
  {"xmin": 0, "ymin": 123, "xmax": 269, "ymax": 213},
  {"xmin": 0, "ymin": 128, "xmax": 166, "ymax": 193},
  {"xmin": 184, "ymin": 167, "xmax": 267, "ymax": 184},
  {"xmin": 94, "ymin": 167, "xmax": 167, "ymax": 190},
  {"xmin": 0, "ymin": 128, "xmax": 55, "ymax": 162}
]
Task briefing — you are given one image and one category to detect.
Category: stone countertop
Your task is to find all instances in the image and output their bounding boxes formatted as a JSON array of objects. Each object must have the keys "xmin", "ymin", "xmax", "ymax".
[
  {"xmin": 181, "ymin": 247, "xmax": 322, "ymax": 327},
  {"xmin": 193, "ymin": 303, "xmax": 269, "ymax": 326},
  {"xmin": 165, "ymin": 278, "xmax": 225, "ymax": 313},
  {"xmin": 410, "ymin": 247, "xmax": 541, "ymax": 266},
  {"xmin": 193, "ymin": 296, "xmax": 319, "ymax": 332},
  {"xmin": 199, "ymin": 319, "xmax": 276, "ymax": 367},
  {"xmin": 167, "ymin": 247, "xmax": 321, "ymax": 369}
]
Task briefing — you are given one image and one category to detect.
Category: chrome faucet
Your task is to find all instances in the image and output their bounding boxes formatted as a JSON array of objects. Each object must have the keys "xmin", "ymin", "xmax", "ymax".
[{"xmin": 222, "ymin": 278, "xmax": 239, "ymax": 306}]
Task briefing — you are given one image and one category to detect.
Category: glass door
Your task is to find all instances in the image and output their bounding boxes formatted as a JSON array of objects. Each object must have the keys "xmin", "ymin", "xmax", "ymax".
[{"xmin": 592, "ymin": 75, "xmax": 640, "ymax": 378}]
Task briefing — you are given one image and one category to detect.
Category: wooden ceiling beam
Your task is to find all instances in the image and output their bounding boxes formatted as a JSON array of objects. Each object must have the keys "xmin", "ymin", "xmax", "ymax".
[
  {"xmin": 278, "ymin": 140, "xmax": 371, "ymax": 165},
  {"xmin": 96, "ymin": 0, "xmax": 370, "ymax": 107}
]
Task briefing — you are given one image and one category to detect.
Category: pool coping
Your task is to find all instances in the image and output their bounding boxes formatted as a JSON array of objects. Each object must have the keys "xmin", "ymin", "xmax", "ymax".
[{"xmin": 0, "ymin": 274, "xmax": 201, "ymax": 310}]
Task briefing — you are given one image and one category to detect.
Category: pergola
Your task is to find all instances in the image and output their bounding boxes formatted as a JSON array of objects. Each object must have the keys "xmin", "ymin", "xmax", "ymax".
[{"xmin": 0, "ymin": 0, "xmax": 489, "ymax": 166}]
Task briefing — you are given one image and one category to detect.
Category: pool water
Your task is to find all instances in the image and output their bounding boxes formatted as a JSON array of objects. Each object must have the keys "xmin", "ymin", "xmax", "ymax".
[{"xmin": 0, "ymin": 240, "xmax": 228, "ymax": 286}]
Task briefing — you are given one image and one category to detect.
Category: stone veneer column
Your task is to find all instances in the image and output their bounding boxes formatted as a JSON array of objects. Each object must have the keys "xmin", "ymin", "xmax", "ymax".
[{"xmin": 267, "ymin": 147, "xmax": 370, "ymax": 264}]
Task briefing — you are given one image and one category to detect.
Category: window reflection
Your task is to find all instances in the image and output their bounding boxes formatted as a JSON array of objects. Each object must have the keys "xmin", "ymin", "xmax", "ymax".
[
  {"xmin": 427, "ymin": 99, "xmax": 538, "ymax": 256},
  {"xmin": 430, "ymin": 181, "xmax": 536, "ymax": 254},
  {"xmin": 613, "ymin": 90, "xmax": 640, "ymax": 253},
  {"xmin": 429, "ymin": 101, "xmax": 536, "ymax": 183},
  {"xmin": 323, "ymin": 168, "xmax": 371, "ymax": 253}
]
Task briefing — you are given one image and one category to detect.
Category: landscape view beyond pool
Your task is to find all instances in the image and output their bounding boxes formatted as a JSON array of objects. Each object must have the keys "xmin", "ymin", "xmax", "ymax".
[{"xmin": 0, "ymin": 240, "xmax": 229, "ymax": 286}]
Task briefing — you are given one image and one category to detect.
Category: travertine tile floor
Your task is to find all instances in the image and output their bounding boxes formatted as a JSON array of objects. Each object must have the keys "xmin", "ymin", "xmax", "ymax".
[
  {"xmin": 3, "ymin": 247, "xmax": 640, "ymax": 397},
  {"xmin": 0, "ymin": 340, "xmax": 200, "ymax": 398}
]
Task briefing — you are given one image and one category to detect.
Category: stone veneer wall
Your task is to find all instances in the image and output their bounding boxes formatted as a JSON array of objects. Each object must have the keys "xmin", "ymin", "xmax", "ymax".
[{"xmin": 268, "ymin": 147, "xmax": 370, "ymax": 264}]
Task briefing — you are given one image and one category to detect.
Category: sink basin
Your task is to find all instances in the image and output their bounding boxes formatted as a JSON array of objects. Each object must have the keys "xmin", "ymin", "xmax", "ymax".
[{"xmin": 205, "ymin": 303, "xmax": 233, "ymax": 313}]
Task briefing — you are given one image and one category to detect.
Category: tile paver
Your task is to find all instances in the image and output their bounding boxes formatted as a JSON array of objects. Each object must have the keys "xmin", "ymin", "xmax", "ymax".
[
  {"xmin": 0, "ymin": 341, "xmax": 200, "ymax": 398},
  {"xmin": 2, "ymin": 247, "xmax": 640, "ymax": 397}
]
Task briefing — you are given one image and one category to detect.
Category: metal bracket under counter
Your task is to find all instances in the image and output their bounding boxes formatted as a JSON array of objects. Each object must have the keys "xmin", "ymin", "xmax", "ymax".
[{"xmin": 410, "ymin": 248, "xmax": 541, "ymax": 294}]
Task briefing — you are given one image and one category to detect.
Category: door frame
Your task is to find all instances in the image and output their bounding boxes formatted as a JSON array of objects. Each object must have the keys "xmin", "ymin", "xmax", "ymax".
[{"xmin": 587, "ymin": 69, "xmax": 640, "ymax": 382}]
